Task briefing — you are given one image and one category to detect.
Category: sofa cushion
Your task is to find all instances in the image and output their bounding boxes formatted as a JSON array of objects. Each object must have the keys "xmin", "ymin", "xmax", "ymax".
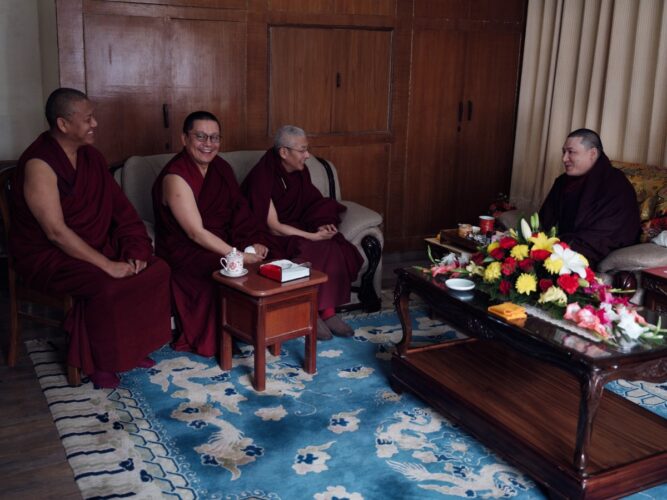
[
  {"xmin": 116, "ymin": 153, "xmax": 172, "ymax": 225},
  {"xmin": 611, "ymin": 160, "xmax": 667, "ymax": 242},
  {"xmin": 598, "ymin": 242, "xmax": 667, "ymax": 272}
]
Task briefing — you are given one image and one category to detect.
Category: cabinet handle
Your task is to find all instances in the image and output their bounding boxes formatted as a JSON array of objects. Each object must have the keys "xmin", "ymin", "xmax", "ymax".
[
  {"xmin": 336, "ymin": 72, "xmax": 341, "ymax": 88},
  {"xmin": 162, "ymin": 103, "xmax": 170, "ymax": 129},
  {"xmin": 467, "ymin": 100, "xmax": 473, "ymax": 121},
  {"xmin": 457, "ymin": 101, "xmax": 463, "ymax": 123}
]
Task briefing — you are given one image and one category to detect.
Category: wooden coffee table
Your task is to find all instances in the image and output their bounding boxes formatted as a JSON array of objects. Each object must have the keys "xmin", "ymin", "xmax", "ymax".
[
  {"xmin": 213, "ymin": 264, "xmax": 327, "ymax": 391},
  {"xmin": 392, "ymin": 266, "xmax": 667, "ymax": 499}
]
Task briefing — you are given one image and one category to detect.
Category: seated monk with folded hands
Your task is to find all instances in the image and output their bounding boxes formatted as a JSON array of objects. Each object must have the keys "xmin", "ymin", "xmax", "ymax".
[{"xmin": 10, "ymin": 88, "xmax": 171, "ymax": 389}]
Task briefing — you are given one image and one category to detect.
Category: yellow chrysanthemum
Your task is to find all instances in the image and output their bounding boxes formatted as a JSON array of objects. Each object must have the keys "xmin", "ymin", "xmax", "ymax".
[
  {"xmin": 510, "ymin": 244, "xmax": 529, "ymax": 261},
  {"xmin": 486, "ymin": 241, "xmax": 500, "ymax": 253},
  {"xmin": 528, "ymin": 232, "xmax": 560, "ymax": 252},
  {"xmin": 483, "ymin": 261, "xmax": 502, "ymax": 282},
  {"xmin": 543, "ymin": 256, "xmax": 562, "ymax": 274},
  {"xmin": 515, "ymin": 273, "xmax": 537, "ymax": 295}
]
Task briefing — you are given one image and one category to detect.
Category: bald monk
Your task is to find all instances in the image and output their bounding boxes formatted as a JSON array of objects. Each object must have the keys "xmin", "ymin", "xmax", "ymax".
[
  {"xmin": 539, "ymin": 128, "xmax": 640, "ymax": 268},
  {"xmin": 10, "ymin": 88, "xmax": 171, "ymax": 389}
]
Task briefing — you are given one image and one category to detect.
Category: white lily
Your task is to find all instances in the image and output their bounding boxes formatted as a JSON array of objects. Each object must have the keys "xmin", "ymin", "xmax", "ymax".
[
  {"xmin": 549, "ymin": 244, "xmax": 587, "ymax": 278},
  {"xmin": 616, "ymin": 306, "xmax": 647, "ymax": 340},
  {"xmin": 520, "ymin": 219, "xmax": 532, "ymax": 241}
]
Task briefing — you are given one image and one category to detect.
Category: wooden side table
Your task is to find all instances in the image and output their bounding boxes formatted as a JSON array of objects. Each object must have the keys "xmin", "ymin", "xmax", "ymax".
[
  {"xmin": 642, "ymin": 266, "xmax": 667, "ymax": 311},
  {"xmin": 212, "ymin": 264, "xmax": 327, "ymax": 391}
]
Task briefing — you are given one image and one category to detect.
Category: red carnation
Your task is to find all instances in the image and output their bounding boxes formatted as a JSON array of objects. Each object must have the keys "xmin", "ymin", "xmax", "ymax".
[
  {"xmin": 499, "ymin": 237, "xmax": 518, "ymax": 249},
  {"xmin": 530, "ymin": 249, "xmax": 551, "ymax": 261},
  {"xmin": 585, "ymin": 267, "xmax": 596, "ymax": 284},
  {"xmin": 539, "ymin": 279, "xmax": 554, "ymax": 292},
  {"xmin": 490, "ymin": 247, "xmax": 506, "ymax": 260},
  {"xmin": 558, "ymin": 241, "xmax": 570, "ymax": 249},
  {"xmin": 471, "ymin": 252, "xmax": 485, "ymax": 264},
  {"xmin": 501, "ymin": 257, "xmax": 517, "ymax": 276},
  {"xmin": 557, "ymin": 274, "xmax": 580, "ymax": 294},
  {"xmin": 518, "ymin": 258, "xmax": 535, "ymax": 272},
  {"xmin": 499, "ymin": 280, "xmax": 512, "ymax": 295}
]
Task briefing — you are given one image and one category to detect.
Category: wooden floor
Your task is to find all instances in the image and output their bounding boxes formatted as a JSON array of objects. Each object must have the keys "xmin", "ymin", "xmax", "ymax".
[
  {"xmin": 0, "ymin": 281, "xmax": 81, "ymax": 499},
  {"xmin": 0, "ymin": 253, "xmax": 426, "ymax": 500}
]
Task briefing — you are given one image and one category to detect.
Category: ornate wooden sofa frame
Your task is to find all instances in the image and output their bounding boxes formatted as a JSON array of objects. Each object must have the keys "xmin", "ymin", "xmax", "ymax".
[{"xmin": 112, "ymin": 151, "xmax": 383, "ymax": 312}]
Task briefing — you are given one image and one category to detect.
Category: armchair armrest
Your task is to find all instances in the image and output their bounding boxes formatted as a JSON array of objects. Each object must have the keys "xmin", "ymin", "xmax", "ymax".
[
  {"xmin": 598, "ymin": 243, "xmax": 667, "ymax": 273},
  {"xmin": 338, "ymin": 201, "xmax": 383, "ymax": 243}
]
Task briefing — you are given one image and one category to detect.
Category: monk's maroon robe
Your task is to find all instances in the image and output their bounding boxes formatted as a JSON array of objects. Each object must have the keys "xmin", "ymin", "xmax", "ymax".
[
  {"xmin": 153, "ymin": 150, "xmax": 268, "ymax": 356},
  {"xmin": 539, "ymin": 153, "xmax": 640, "ymax": 268},
  {"xmin": 241, "ymin": 149, "xmax": 363, "ymax": 310},
  {"xmin": 10, "ymin": 132, "xmax": 171, "ymax": 375}
]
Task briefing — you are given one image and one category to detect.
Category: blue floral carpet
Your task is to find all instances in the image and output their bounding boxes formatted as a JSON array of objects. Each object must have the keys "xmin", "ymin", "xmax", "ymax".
[{"xmin": 27, "ymin": 307, "xmax": 667, "ymax": 500}]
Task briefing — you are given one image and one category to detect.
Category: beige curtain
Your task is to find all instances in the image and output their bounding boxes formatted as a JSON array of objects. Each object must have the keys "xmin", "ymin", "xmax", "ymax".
[{"xmin": 510, "ymin": 0, "xmax": 667, "ymax": 213}]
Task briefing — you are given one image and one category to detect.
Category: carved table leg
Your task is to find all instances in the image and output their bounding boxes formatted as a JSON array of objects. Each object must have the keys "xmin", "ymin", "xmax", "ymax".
[
  {"xmin": 573, "ymin": 370, "xmax": 605, "ymax": 473},
  {"xmin": 393, "ymin": 273, "xmax": 413, "ymax": 357}
]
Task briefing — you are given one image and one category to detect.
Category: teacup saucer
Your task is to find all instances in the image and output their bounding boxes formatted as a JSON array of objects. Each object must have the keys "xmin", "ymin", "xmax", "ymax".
[{"xmin": 219, "ymin": 268, "xmax": 248, "ymax": 278}]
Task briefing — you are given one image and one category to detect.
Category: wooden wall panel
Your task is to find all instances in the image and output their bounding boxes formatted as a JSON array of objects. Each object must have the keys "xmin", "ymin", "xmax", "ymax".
[
  {"xmin": 322, "ymin": 143, "xmax": 390, "ymax": 216},
  {"xmin": 269, "ymin": 27, "xmax": 333, "ymax": 135},
  {"xmin": 56, "ymin": 0, "xmax": 85, "ymax": 89},
  {"xmin": 169, "ymin": 18, "xmax": 247, "ymax": 151},
  {"xmin": 83, "ymin": 13, "xmax": 170, "ymax": 160},
  {"xmin": 454, "ymin": 30, "xmax": 523, "ymax": 224},
  {"xmin": 269, "ymin": 0, "xmax": 395, "ymax": 17},
  {"xmin": 403, "ymin": 28, "xmax": 465, "ymax": 236},
  {"xmin": 331, "ymin": 29, "xmax": 392, "ymax": 133}
]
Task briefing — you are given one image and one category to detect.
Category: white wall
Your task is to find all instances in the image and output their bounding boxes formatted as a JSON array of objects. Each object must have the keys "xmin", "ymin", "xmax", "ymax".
[{"xmin": 0, "ymin": 0, "xmax": 58, "ymax": 160}]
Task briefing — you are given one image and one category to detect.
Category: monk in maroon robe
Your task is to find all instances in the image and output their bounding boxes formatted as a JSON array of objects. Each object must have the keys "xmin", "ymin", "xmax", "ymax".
[
  {"xmin": 539, "ymin": 128, "xmax": 640, "ymax": 268},
  {"xmin": 10, "ymin": 88, "xmax": 171, "ymax": 389},
  {"xmin": 152, "ymin": 111, "xmax": 269, "ymax": 356},
  {"xmin": 241, "ymin": 125, "xmax": 363, "ymax": 339}
]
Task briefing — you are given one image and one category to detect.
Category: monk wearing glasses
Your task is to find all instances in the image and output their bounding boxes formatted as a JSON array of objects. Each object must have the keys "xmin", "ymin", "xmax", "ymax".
[{"xmin": 152, "ymin": 111, "xmax": 269, "ymax": 356}]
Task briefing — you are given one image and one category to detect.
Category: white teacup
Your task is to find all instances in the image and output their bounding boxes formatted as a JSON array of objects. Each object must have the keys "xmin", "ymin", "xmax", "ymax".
[{"xmin": 220, "ymin": 248, "xmax": 244, "ymax": 276}]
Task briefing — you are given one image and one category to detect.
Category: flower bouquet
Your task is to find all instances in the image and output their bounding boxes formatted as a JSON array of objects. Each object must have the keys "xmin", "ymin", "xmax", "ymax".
[{"xmin": 426, "ymin": 214, "xmax": 665, "ymax": 348}]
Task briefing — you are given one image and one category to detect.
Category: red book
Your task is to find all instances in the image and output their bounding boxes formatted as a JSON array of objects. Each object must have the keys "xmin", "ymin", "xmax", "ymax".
[{"xmin": 259, "ymin": 260, "xmax": 310, "ymax": 282}]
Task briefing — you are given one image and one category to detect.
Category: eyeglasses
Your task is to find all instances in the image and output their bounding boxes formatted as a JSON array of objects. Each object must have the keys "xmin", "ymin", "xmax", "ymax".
[
  {"xmin": 282, "ymin": 145, "xmax": 310, "ymax": 154},
  {"xmin": 190, "ymin": 132, "xmax": 221, "ymax": 144}
]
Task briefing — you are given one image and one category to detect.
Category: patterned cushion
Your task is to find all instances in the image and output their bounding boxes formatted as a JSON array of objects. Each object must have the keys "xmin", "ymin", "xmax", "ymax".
[{"xmin": 611, "ymin": 160, "xmax": 667, "ymax": 242}]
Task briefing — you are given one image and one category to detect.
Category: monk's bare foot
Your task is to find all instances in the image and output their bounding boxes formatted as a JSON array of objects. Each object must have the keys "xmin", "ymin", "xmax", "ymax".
[{"xmin": 90, "ymin": 370, "xmax": 120, "ymax": 389}]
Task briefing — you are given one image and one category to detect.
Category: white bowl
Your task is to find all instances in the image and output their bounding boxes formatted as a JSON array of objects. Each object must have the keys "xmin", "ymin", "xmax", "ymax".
[{"xmin": 445, "ymin": 278, "xmax": 475, "ymax": 291}]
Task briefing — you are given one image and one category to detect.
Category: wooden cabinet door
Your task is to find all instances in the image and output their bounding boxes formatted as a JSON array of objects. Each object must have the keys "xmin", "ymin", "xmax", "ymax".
[
  {"xmin": 269, "ymin": 27, "xmax": 333, "ymax": 135},
  {"xmin": 83, "ymin": 13, "xmax": 170, "ymax": 162},
  {"xmin": 331, "ymin": 29, "xmax": 392, "ymax": 133},
  {"xmin": 269, "ymin": 26, "xmax": 392, "ymax": 135},
  {"xmin": 170, "ymin": 18, "xmax": 247, "ymax": 151},
  {"xmin": 454, "ymin": 30, "xmax": 523, "ymax": 224},
  {"xmin": 404, "ymin": 28, "xmax": 466, "ymax": 236}
]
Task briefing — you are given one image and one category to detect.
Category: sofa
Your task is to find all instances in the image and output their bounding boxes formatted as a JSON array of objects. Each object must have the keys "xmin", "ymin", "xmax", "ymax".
[
  {"xmin": 112, "ymin": 151, "xmax": 383, "ymax": 312},
  {"xmin": 498, "ymin": 159, "xmax": 667, "ymax": 304}
]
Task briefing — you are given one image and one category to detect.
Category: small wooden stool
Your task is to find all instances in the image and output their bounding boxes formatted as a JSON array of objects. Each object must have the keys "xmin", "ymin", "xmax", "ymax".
[{"xmin": 213, "ymin": 265, "xmax": 327, "ymax": 391}]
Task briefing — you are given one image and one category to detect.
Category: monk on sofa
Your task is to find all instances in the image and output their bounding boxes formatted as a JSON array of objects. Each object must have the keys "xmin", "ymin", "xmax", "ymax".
[
  {"xmin": 152, "ymin": 111, "xmax": 270, "ymax": 356},
  {"xmin": 10, "ymin": 88, "xmax": 172, "ymax": 388},
  {"xmin": 539, "ymin": 128, "xmax": 641, "ymax": 268},
  {"xmin": 242, "ymin": 125, "xmax": 363, "ymax": 340}
]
